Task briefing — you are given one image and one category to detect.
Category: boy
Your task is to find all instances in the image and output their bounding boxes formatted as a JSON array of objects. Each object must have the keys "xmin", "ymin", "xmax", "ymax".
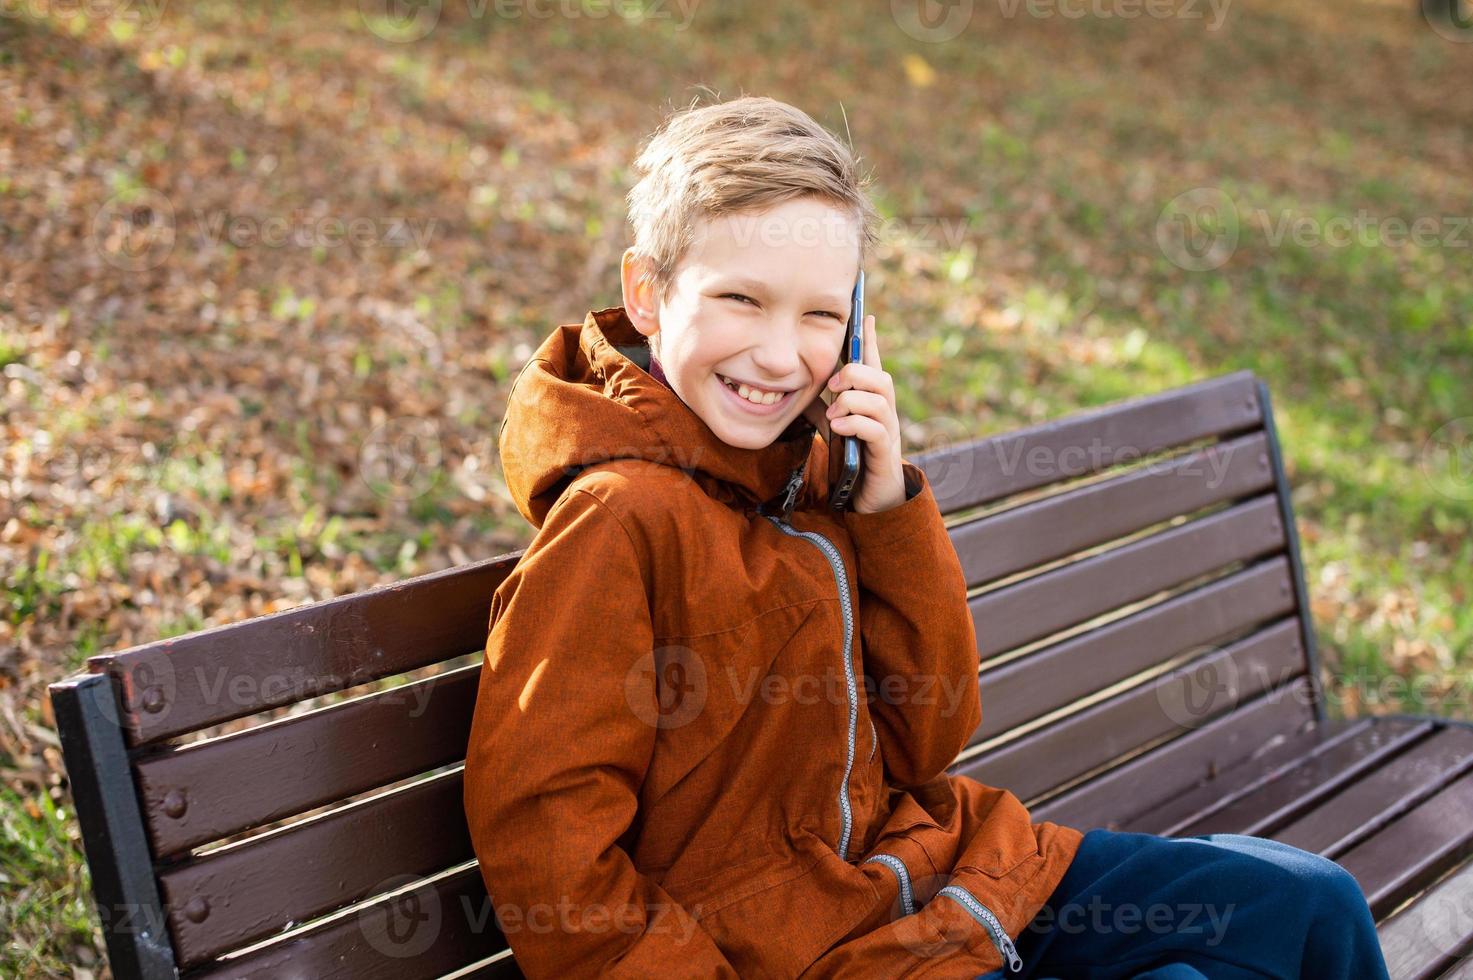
[{"xmin": 463, "ymin": 96, "xmax": 1391, "ymax": 979}]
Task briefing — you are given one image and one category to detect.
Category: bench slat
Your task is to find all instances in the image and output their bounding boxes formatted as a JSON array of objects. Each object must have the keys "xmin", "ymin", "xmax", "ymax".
[
  {"xmin": 951, "ymin": 430, "xmax": 1273, "ymax": 588},
  {"xmin": 1438, "ymin": 952, "xmax": 1473, "ymax": 979},
  {"xmin": 1165, "ymin": 718, "xmax": 1438, "ymax": 839},
  {"xmin": 1337, "ymin": 768, "xmax": 1473, "ymax": 919},
  {"xmin": 916, "ymin": 370, "xmax": 1262, "ymax": 515},
  {"xmin": 1029, "ymin": 678, "xmax": 1318, "ymax": 828},
  {"xmin": 137, "ymin": 664, "xmax": 479, "ymax": 858},
  {"xmin": 1376, "ymin": 854, "xmax": 1473, "ymax": 980},
  {"xmin": 90, "ymin": 555, "xmax": 515, "ymax": 746},
  {"xmin": 1124, "ymin": 717, "xmax": 1402, "ymax": 836},
  {"xmin": 968, "ymin": 494, "xmax": 1285, "ymax": 659},
  {"xmin": 182, "ymin": 864, "xmax": 505, "ymax": 980},
  {"xmin": 956, "ymin": 619, "xmax": 1306, "ymax": 803},
  {"xmin": 448, "ymin": 951, "xmax": 525, "ymax": 978},
  {"xmin": 162, "ymin": 770, "xmax": 470, "ymax": 968},
  {"xmin": 973, "ymin": 557, "xmax": 1296, "ymax": 741},
  {"xmin": 1273, "ymin": 727, "xmax": 1473, "ymax": 858}
]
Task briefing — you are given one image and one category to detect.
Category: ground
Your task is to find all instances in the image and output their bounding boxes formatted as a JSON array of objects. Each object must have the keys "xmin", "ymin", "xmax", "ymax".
[{"xmin": 1, "ymin": 0, "xmax": 1469, "ymax": 974}]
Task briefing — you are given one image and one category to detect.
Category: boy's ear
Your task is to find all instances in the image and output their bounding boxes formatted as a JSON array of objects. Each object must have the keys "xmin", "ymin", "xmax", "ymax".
[{"xmin": 620, "ymin": 248, "xmax": 660, "ymax": 340}]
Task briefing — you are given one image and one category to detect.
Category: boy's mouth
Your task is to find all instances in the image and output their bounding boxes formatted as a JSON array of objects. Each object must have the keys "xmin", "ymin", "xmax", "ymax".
[{"xmin": 717, "ymin": 374, "xmax": 796, "ymax": 413}]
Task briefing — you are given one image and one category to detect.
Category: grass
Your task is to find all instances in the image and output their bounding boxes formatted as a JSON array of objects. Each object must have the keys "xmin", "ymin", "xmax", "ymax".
[{"xmin": 1, "ymin": 0, "xmax": 1469, "ymax": 973}]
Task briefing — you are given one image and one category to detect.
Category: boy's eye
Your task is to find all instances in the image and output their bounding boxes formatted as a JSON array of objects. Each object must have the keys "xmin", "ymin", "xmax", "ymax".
[{"xmin": 722, "ymin": 293, "xmax": 842, "ymax": 321}]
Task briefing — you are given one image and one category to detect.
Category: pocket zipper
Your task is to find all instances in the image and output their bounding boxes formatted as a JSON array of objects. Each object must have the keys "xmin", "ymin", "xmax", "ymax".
[
  {"xmin": 934, "ymin": 884, "xmax": 1024, "ymax": 973},
  {"xmin": 861, "ymin": 852, "xmax": 916, "ymax": 916}
]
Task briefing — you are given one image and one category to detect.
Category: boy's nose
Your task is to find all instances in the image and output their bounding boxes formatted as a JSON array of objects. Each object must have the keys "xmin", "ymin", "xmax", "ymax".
[{"xmin": 749, "ymin": 327, "xmax": 804, "ymax": 378}]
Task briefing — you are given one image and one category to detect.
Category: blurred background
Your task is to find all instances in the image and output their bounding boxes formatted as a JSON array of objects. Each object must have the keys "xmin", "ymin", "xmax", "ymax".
[{"xmin": 2, "ymin": 0, "xmax": 1470, "ymax": 973}]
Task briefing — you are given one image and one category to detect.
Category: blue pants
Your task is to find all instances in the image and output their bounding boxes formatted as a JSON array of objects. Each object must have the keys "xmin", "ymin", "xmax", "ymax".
[{"xmin": 977, "ymin": 828, "xmax": 1391, "ymax": 980}]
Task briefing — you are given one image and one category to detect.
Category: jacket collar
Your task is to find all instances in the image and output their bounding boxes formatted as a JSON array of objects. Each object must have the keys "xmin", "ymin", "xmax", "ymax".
[{"xmin": 498, "ymin": 306, "xmax": 821, "ymax": 528}]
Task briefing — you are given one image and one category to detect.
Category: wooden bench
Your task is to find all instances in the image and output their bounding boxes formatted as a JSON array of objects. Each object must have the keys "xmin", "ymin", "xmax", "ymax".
[{"xmin": 50, "ymin": 368, "xmax": 1473, "ymax": 979}]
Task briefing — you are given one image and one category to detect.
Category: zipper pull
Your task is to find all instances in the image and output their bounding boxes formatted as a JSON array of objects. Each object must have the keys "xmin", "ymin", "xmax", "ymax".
[
  {"xmin": 776, "ymin": 461, "xmax": 807, "ymax": 522},
  {"xmin": 999, "ymin": 933, "xmax": 1023, "ymax": 974}
]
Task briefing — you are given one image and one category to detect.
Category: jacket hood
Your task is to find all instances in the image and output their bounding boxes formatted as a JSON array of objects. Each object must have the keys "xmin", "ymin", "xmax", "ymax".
[{"xmin": 499, "ymin": 306, "xmax": 824, "ymax": 528}]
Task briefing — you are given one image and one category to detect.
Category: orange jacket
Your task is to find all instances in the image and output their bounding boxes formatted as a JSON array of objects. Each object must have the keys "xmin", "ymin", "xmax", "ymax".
[{"xmin": 464, "ymin": 306, "xmax": 1084, "ymax": 978}]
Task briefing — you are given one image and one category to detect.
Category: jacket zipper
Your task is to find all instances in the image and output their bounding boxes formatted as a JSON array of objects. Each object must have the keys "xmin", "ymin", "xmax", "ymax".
[
  {"xmin": 765, "ymin": 513, "xmax": 859, "ymax": 860},
  {"xmin": 862, "ymin": 852, "xmax": 916, "ymax": 916},
  {"xmin": 759, "ymin": 462, "xmax": 861, "ymax": 861},
  {"xmin": 759, "ymin": 465, "xmax": 1021, "ymax": 976},
  {"xmin": 935, "ymin": 884, "xmax": 1024, "ymax": 973}
]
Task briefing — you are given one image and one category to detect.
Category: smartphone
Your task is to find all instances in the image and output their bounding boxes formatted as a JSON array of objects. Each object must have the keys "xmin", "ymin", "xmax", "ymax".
[{"xmin": 828, "ymin": 269, "xmax": 864, "ymax": 511}]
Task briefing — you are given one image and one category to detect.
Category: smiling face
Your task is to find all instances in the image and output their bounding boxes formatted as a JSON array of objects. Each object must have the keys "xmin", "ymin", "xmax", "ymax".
[{"xmin": 620, "ymin": 196, "xmax": 860, "ymax": 450}]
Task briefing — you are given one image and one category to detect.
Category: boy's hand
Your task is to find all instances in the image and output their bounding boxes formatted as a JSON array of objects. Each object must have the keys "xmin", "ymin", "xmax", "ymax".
[{"xmin": 821, "ymin": 312, "xmax": 906, "ymax": 515}]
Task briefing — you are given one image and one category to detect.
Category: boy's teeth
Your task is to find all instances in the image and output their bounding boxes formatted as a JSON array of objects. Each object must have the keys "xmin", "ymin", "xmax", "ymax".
[{"xmin": 723, "ymin": 376, "xmax": 784, "ymax": 405}]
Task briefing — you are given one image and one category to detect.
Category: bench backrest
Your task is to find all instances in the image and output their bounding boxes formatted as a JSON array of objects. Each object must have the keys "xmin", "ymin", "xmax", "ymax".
[{"xmin": 50, "ymin": 368, "xmax": 1323, "ymax": 978}]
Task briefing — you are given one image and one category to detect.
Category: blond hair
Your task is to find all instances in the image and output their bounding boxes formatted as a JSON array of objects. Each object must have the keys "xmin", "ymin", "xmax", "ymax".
[{"xmin": 625, "ymin": 94, "xmax": 881, "ymax": 310}]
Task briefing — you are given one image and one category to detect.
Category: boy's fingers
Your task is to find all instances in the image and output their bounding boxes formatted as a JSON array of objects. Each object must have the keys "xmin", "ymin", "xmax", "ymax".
[{"xmin": 862, "ymin": 314, "xmax": 879, "ymax": 370}]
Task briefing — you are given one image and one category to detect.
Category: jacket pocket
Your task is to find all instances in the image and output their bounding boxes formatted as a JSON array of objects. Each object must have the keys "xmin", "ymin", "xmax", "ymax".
[
  {"xmin": 654, "ymin": 825, "xmax": 795, "ymax": 919},
  {"xmin": 959, "ymin": 842, "xmax": 1035, "ymax": 881},
  {"xmin": 932, "ymin": 883, "xmax": 1024, "ymax": 973}
]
